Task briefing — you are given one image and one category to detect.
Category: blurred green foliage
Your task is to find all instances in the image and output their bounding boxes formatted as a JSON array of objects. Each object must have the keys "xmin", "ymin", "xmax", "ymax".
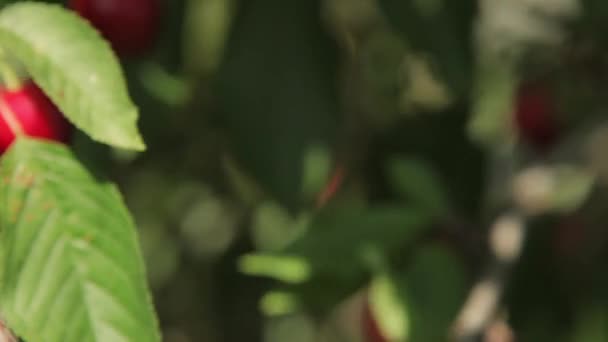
[{"xmin": 38, "ymin": 0, "xmax": 608, "ymax": 340}]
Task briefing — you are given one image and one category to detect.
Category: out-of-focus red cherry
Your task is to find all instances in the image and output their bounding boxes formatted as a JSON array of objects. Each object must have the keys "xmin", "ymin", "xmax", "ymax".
[
  {"xmin": 68, "ymin": 0, "xmax": 160, "ymax": 57},
  {"xmin": 514, "ymin": 83, "xmax": 558, "ymax": 150},
  {"xmin": 362, "ymin": 297, "xmax": 388, "ymax": 342},
  {"xmin": 0, "ymin": 81, "xmax": 72, "ymax": 154}
]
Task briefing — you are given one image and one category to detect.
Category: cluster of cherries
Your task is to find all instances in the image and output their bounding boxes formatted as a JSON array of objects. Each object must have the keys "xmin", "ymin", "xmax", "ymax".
[{"xmin": 0, "ymin": 0, "xmax": 160, "ymax": 154}]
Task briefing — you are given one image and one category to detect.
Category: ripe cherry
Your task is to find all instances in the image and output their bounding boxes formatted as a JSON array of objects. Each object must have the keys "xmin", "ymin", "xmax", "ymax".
[
  {"xmin": 0, "ymin": 81, "xmax": 72, "ymax": 154},
  {"xmin": 68, "ymin": 0, "xmax": 160, "ymax": 57},
  {"xmin": 514, "ymin": 82, "xmax": 558, "ymax": 150},
  {"xmin": 362, "ymin": 297, "xmax": 388, "ymax": 342}
]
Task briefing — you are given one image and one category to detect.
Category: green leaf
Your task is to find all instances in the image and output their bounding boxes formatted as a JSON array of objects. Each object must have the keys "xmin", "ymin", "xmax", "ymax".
[
  {"xmin": 239, "ymin": 254, "xmax": 311, "ymax": 284},
  {"xmin": 377, "ymin": 0, "xmax": 476, "ymax": 94},
  {"xmin": 216, "ymin": 0, "xmax": 339, "ymax": 209},
  {"xmin": 512, "ymin": 165, "xmax": 595, "ymax": 215},
  {"xmin": 369, "ymin": 245, "xmax": 467, "ymax": 342},
  {"xmin": 259, "ymin": 290, "xmax": 300, "ymax": 316},
  {"xmin": 386, "ymin": 158, "xmax": 449, "ymax": 217},
  {"xmin": 404, "ymin": 246, "xmax": 467, "ymax": 341},
  {"xmin": 250, "ymin": 201, "xmax": 309, "ymax": 252},
  {"xmin": 0, "ymin": 2, "xmax": 145, "ymax": 151},
  {"xmin": 550, "ymin": 165, "xmax": 595, "ymax": 213},
  {"xmin": 572, "ymin": 307, "xmax": 608, "ymax": 342},
  {"xmin": 0, "ymin": 139, "xmax": 159, "ymax": 342},
  {"xmin": 378, "ymin": 111, "xmax": 486, "ymax": 215},
  {"xmin": 368, "ymin": 272, "xmax": 410, "ymax": 341},
  {"xmin": 468, "ymin": 58, "xmax": 517, "ymax": 147},
  {"xmin": 241, "ymin": 205, "xmax": 432, "ymax": 282}
]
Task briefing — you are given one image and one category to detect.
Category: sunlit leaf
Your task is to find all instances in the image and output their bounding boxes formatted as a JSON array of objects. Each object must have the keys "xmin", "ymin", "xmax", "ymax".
[
  {"xmin": 0, "ymin": 3, "xmax": 144, "ymax": 150},
  {"xmin": 0, "ymin": 139, "xmax": 160, "ymax": 342}
]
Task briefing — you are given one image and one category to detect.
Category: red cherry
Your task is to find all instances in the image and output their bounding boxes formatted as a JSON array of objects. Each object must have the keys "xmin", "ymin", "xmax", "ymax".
[
  {"xmin": 514, "ymin": 83, "xmax": 558, "ymax": 150},
  {"xmin": 0, "ymin": 81, "xmax": 72, "ymax": 154},
  {"xmin": 69, "ymin": 0, "xmax": 160, "ymax": 57},
  {"xmin": 362, "ymin": 298, "xmax": 388, "ymax": 342}
]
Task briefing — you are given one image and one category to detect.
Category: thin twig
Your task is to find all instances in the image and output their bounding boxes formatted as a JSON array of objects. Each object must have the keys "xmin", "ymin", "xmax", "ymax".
[{"xmin": 451, "ymin": 211, "xmax": 526, "ymax": 341}]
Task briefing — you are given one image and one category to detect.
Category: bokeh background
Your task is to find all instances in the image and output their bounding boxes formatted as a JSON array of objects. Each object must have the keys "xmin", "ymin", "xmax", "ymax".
[{"xmin": 55, "ymin": 0, "xmax": 608, "ymax": 341}]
